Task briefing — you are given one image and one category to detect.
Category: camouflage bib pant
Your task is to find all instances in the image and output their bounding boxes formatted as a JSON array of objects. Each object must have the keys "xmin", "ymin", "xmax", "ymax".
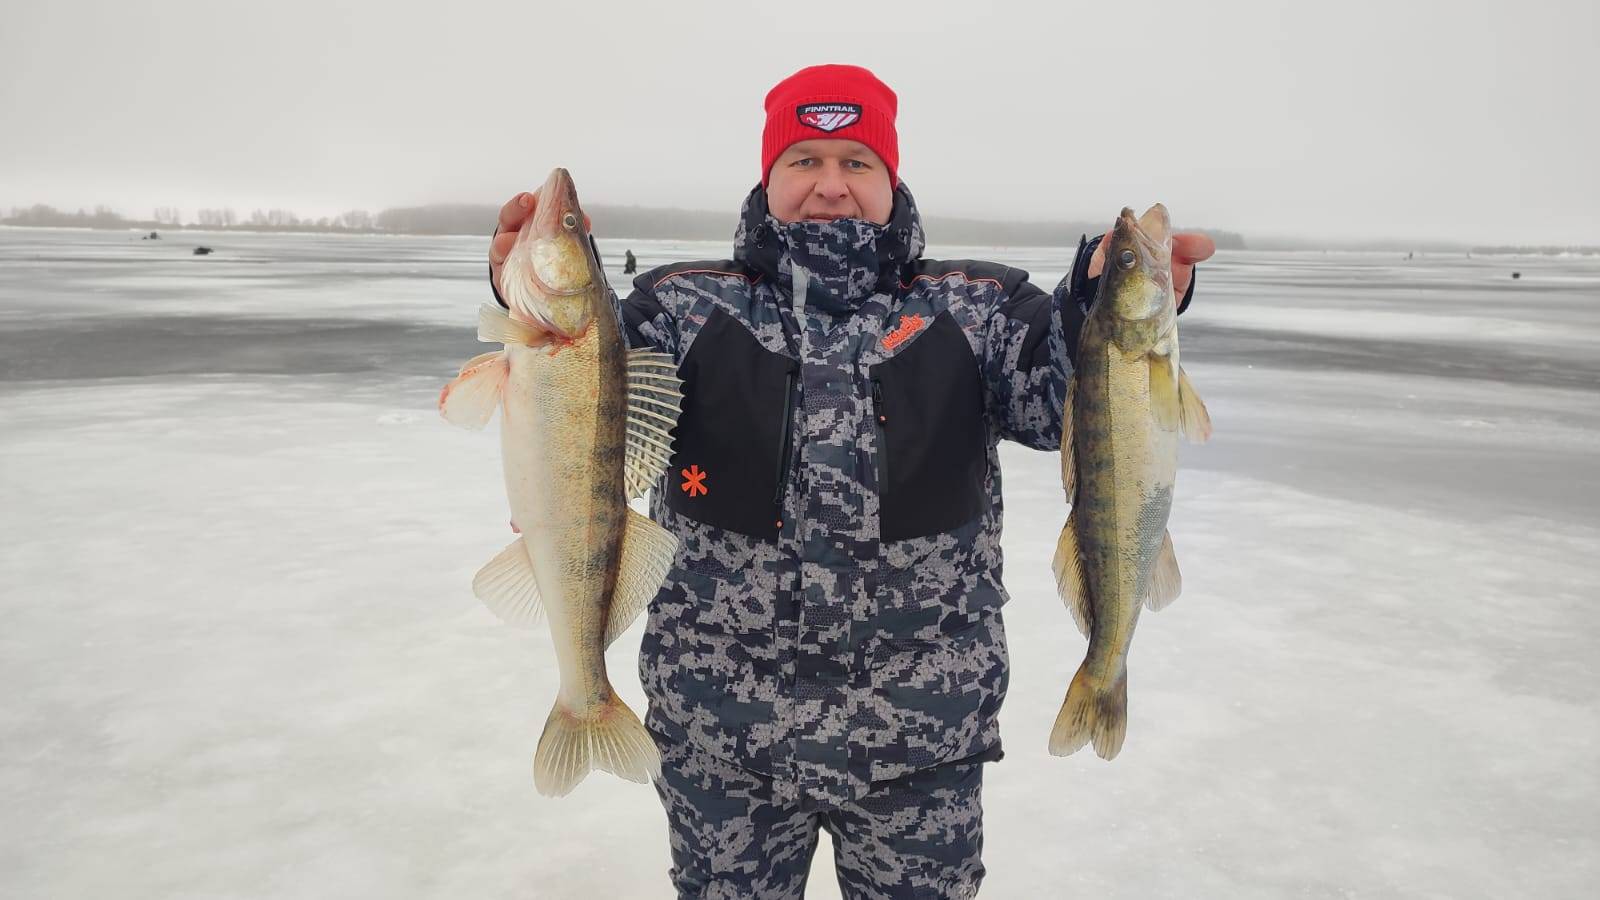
[{"xmin": 651, "ymin": 713, "xmax": 984, "ymax": 899}]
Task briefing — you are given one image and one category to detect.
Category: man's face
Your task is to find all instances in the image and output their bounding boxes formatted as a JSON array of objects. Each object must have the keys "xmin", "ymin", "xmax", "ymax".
[{"xmin": 766, "ymin": 139, "xmax": 894, "ymax": 226}]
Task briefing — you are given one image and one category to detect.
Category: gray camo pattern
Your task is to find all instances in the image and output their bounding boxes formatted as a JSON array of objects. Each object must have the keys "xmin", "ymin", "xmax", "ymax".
[
  {"xmin": 650, "ymin": 713, "xmax": 984, "ymax": 899},
  {"xmin": 616, "ymin": 183, "xmax": 1078, "ymax": 807}
]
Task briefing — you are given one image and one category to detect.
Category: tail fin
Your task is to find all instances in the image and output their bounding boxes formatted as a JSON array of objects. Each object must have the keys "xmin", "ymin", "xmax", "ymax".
[
  {"xmin": 532, "ymin": 693, "xmax": 661, "ymax": 797},
  {"xmin": 1048, "ymin": 663, "xmax": 1129, "ymax": 760}
]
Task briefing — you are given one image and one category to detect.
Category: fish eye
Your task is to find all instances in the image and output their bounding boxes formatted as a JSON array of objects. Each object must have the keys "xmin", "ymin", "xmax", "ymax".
[
  {"xmin": 561, "ymin": 212, "xmax": 579, "ymax": 231},
  {"xmin": 1118, "ymin": 248, "xmax": 1137, "ymax": 269}
]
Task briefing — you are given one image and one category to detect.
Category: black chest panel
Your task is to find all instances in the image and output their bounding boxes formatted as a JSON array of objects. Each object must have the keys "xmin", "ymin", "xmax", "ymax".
[
  {"xmin": 663, "ymin": 306, "xmax": 796, "ymax": 539},
  {"xmin": 869, "ymin": 310, "xmax": 990, "ymax": 541},
  {"xmin": 663, "ymin": 304, "xmax": 990, "ymax": 543}
]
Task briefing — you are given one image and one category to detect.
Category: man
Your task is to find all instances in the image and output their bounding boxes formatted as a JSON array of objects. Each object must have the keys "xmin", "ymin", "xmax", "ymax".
[{"xmin": 487, "ymin": 64, "xmax": 1212, "ymax": 899}]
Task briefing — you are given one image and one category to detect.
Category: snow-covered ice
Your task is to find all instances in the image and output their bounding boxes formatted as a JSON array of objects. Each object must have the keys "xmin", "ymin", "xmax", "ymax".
[{"xmin": 2, "ymin": 227, "xmax": 1597, "ymax": 898}]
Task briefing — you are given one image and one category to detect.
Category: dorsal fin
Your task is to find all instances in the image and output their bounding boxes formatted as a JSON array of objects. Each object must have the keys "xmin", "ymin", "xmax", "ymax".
[{"xmin": 624, "ymin": 349, "xmax": 683, "ymax": 499}]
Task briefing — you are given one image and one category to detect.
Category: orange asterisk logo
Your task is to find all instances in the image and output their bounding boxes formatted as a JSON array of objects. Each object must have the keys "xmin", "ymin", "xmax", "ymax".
[{"xmin": 680, "ymin": 465, "xmax": 708, "ymax": 497}]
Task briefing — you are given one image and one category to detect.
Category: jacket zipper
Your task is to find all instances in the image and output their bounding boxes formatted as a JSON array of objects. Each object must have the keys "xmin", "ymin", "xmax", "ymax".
[
  {"xmin": 872, "ymin": 377, "xmax": 889, "ymax": 493},
  {"xmin": 772, "ymin": 366, "xmax": 798, "ymax": 530}
]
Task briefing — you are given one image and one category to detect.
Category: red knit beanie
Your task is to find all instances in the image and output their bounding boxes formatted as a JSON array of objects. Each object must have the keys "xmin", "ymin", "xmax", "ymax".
[{"xmin": 761, "ymin": 64, "xmax": 899, "ymax": 188}]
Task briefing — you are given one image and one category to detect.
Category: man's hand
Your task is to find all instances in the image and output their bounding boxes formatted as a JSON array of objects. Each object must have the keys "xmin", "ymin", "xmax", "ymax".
[
  {"xmin": 488, "ymin": 190, "xmax": 593, "ymax": 299},
  {"xmin": 1085, "ymin": 223, "xmax": 1215, "ymax": 298}
]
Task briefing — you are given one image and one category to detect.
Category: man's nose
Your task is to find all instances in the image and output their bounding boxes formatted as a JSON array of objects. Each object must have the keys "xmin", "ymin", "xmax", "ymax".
[{"xmin": 813, "ymin": 164, "xmax": 849, "ymax": 199}]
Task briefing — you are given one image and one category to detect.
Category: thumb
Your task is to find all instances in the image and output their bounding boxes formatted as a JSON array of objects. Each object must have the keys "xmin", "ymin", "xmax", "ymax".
[{"xmin": 1086, "ymin": 225, "xmax": 1113, "ymax": 279}]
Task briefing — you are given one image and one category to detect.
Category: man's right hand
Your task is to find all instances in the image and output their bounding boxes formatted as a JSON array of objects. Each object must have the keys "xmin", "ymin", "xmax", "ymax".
[
  {"xmin": 489, "ymin": 191, "xmax": 535, "ymax": 301},
  {"xmin": 488, "ymin": 189, "xmax": 593, "ymax": 301}
]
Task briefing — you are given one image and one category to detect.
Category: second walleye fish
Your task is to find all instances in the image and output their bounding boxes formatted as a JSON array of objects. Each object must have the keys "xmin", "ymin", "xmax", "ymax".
[
  {"xmin": 1050, "ymin": 204, "xmax": 1211, "ymax": 761},
  {"xmin": 440, "ymin": 168, "xmax": 682, "ymax": 795}
]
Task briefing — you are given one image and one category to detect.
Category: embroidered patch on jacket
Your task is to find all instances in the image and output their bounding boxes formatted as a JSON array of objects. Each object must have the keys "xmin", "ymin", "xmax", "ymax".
[
  {"xmin": 680, "ymin": 464, "xmax": 708, "ymax": 497},
  {"xmin": 797, "ymin": 103, "xmax": 861, "ymax": 132},
  {"xmin": 881, "ymin": 313, "xmax": 927, "ymax": 351}
]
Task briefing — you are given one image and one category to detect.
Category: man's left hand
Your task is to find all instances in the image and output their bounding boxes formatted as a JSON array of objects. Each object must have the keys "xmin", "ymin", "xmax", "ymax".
[{"xmin": 1085, "ymin": 225, "xmax": 1216, "ymax": 298}]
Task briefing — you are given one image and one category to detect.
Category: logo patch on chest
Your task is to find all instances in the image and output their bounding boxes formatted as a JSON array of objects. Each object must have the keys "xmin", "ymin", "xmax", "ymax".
[
  {"xmin": 680, "ymin": 464, "xmax": 708, "ymax": 497},
  {"xmin": 881, "ymin": 313, "xmax": 927, "ymax": 351},
  {"xmin": 797, "ymin": 103, "xmax": 861, "ymax": 132}
]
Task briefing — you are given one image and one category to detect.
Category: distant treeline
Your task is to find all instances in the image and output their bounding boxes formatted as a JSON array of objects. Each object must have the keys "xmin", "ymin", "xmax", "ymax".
[
  {"xmin": 2, "ymin": 203, "xmax": 379, "ymax": 233},
  {"xmin": 311, "ymin": 203, "xmax": 1250, "ymax": 249},
  {"xmin": 926, "ymin": 214, "xmax": 1247, "ymax": 250},
  {"xmin": 1469, "ymin": 245, "xmax": 1600, "ymax": 256},
  {"xmin": 2, "ymin": 202, "xmax": 1248, "ymax": 249}
]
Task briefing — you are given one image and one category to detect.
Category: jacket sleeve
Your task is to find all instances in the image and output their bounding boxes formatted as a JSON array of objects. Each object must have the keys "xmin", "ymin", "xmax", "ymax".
[
  {"xmin": 612, "ymin": 282, "xmax": 680, "ymax": 355},
  {"xmin": 981, "ymin": 234, "xmax": 1196, "ymax": 451}
]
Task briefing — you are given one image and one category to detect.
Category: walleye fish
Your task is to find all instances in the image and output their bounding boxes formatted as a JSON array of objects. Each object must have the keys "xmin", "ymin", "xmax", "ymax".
[
  {"xmin": 1049, "ymin": 204, "xmax": 1211, "ymax": 760},
  {"xmin": 439, "ymin": 168, "xmax": 682, "ymax": 795}
]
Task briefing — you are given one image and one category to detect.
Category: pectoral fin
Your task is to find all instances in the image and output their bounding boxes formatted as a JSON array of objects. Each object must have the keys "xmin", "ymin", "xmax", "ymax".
[
  {"xmin": 604, "ymin": 507, "xmax": 678, "ymax": 646},
  {"xmin": 1148, "ymin": 352, "xmax": 1181, "ymax": 431},
  {"xmin": 623, "ymin": 349, "xmax": 684, "ymax": 499},
  {"xmin": 438, "ymin": 350, "xmax": 507, "ymax": 429},
  {"xmin": 1177, "ymin": 367, "xmax": 1212, "ymax": 443},
  {"xmin": 477, "ymin": 302, "xmax": 550, "ymax": 346}
]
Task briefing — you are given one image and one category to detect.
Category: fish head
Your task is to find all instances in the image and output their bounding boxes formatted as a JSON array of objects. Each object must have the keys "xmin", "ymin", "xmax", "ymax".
[
  {"xmin": 1100, "ymin": 204, "xmax": 1174, "ymax": 322},
  {"xmin": 504, "ymin": 167, "xmax": 603, "ymax": 338}
]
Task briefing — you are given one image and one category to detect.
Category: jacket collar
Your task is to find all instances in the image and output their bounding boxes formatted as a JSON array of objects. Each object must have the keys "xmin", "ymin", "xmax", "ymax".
[{"xmin": 732, "ymin": 183, "xmax": 926, "ymax": 314}]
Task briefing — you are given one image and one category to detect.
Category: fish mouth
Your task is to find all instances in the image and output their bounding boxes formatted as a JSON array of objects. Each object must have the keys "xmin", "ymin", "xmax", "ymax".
[
  {"xmin": 1136, "ymin": 203, "xmax": 1170, "ymax": 243},
  {"xmin": 531, "ymin": 168, "xmax": 582, "ymax": 239},
  {"xmin": 520, "ymin": 166, "xmax": 599, "ymax": 300},
  {"xmin": 1111, "ymin": 204, "xmax": 1172, "ymax": 273},
  {"xmin": 1116, "ymin": 204, "xmax": 1170, "ymax": 249}
]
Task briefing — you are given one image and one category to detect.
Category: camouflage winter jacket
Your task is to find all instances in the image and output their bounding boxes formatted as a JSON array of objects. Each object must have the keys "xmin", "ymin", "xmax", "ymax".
[{"xmin": 494, "ymin": 183, "xmax": 1191, "ymax": 806}]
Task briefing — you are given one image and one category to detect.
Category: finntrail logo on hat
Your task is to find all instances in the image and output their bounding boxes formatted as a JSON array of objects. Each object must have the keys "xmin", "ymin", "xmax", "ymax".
[{"xmin": 797, "ymin": 103, "xmax": 861, "ymax": 133}]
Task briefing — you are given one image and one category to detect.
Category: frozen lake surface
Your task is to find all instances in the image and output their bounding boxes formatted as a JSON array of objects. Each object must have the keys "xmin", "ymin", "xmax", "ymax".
[{"xmin": 2, "ymin": 227, "xmax": 1597, "ymax": 898}]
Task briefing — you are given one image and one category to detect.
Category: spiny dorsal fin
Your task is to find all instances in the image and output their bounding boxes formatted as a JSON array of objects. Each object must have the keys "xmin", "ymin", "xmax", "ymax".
[
  {"xmin": 623, "ymin": 349, "xmax": 683, "ymax": 500},
  {"xmin": 604, "ymin": 508, "xmax": 677, "ymax": 646}
]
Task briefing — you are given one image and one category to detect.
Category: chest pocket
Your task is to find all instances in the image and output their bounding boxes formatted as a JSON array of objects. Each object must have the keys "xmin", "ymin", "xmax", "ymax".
[
  {"xmin": 663, "ymin": 306, "xmax": 797, "ymax": 539},
  {"xmin": 869, "ymin": 310, "xmax": 990, "ymax": 542}
]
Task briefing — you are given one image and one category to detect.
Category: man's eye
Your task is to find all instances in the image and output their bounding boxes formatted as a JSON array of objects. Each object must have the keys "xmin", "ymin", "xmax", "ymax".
[
  {"xmin": 792, "ymin": 158, "xmax": 815, "ymax": 167},
  {"xmin": 847, "ymin": 159, "xmax": 869, "ymax": 170}
]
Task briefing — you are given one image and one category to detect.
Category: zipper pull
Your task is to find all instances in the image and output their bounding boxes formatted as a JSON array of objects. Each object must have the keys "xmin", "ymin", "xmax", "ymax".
[
  {"xmin": 773, "ymin": 367, "xmax": 798, "ymax": 531},
  {"xmin": 872, "ymin": 379, "xmax": 886, "ymax": 424}
]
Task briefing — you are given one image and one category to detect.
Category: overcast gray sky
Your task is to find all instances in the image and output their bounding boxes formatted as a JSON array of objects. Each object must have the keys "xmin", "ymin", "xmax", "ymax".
[{"xmin": 2, "ymin": 0, "xmax": 1596, "ymax": 244}]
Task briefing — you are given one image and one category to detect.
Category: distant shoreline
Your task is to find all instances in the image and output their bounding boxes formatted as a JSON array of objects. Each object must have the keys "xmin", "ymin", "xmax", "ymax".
[{"xmin": 2, "ymin": 213, "xmax": 1596, "ymax": 257}]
